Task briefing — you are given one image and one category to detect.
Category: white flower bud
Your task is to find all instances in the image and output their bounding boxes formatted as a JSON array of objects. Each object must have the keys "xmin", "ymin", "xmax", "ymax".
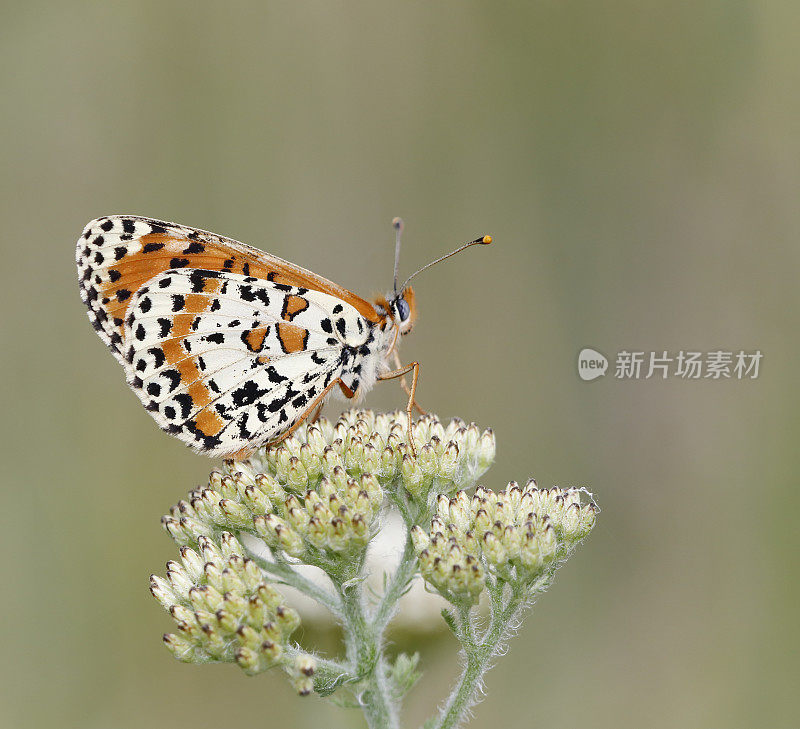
[
  {"xmin": 163, "ymin": 633, "xmax": 194, "ymax": 661},
  {"xmin": 299, "ymin": 443, "xmax": 322, "ymax": 481},
  {"xmin": 150, "ymin": 575, "xmax": 178, "ymax": 610},
  {"xmin": 561, "ymin": 502, "xmax": 582, "ymax": 537},
  {"xmin": 482, "ymin": 531, "xmax": 507, "ymax": 566},
  {"xmin": 410, "ymin": 525, "xmax": 430, "ymax": 552},
  {"xmin": 179, "ymin": 546, "xmax": 205, "ymax": 581},
  {"xmin": 285, "ymin": 456, "xmax": 309, "ymax": 491},
  {"xmin": 439, "ymin": 441, "xmax": 460, "ymax": 481},
  {"xmin": 476, "ymin": 428, "xmax": 496, "ymax": 471},
  {"xmin": 218, "ymin": 498, "xmax": 251, "ymax": 527},
  {"xmin": 179, "ymin": 515, "xmax": 213, "ymax": 542},
  {"xmin": 166, "ymin": 563, "xmax": 195, "ymax": 597},
  {"xmin": 580, "ymin": 503, "xmax": 598, "ymax": 534}
]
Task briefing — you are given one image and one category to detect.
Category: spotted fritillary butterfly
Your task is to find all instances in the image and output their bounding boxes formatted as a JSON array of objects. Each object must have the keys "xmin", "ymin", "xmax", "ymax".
[{"xmin": 76, "ymin": 215, "xmax": 490, "ymax": 458}]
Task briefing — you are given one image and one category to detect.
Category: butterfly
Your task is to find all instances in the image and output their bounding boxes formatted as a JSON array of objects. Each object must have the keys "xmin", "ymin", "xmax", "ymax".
[{"xmin": 76, "ymin": 215, "xmax": 491, "ymax": 458}]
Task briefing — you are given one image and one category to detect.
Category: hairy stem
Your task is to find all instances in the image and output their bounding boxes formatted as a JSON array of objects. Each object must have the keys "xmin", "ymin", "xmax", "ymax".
[
  {"xmin": 338, "ymin": 578, "xmax": 399, "ymax": 729},
  {"xmin": 431, "ymin": 593, "xmax": 524, "ymax": 729},
  {"xmin": 372, "ymin": 534, "xmax": 418, "ymax": 636}
]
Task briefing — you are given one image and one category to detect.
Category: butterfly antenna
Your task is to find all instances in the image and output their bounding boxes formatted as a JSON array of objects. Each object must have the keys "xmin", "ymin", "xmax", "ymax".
[
  {"xmin": 400, "ymin": 233, "xmax": 493, "ymax": 291},
  {"xmin": 392, "ymin": 217, "xmax": 404, "ymax": 296}
]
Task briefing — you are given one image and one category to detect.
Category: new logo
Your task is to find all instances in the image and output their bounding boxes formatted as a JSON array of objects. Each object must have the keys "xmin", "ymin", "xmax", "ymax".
[{"xmin": 578, "ymin": 348, "xmax": 608, "ymax": 381}]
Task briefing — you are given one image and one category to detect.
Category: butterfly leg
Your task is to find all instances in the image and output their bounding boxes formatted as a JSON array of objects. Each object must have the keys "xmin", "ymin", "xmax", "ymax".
[
  {"xmin": 263, "ymin": 377, "xmax": 344, "ymax": 449},
  {"xmin": 378, "ymin": 362, "xmax": 421, "ymax": 455},
  {"xmin": 392, "ymin": 350, "xmax": 428, "ymax": 416}
]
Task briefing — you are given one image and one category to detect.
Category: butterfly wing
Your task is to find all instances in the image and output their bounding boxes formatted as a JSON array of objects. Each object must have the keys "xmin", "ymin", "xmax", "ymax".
[
  {"xmin": 76, "ymin": 215, "xmax": 381, "ymax": 366},
  {"xmin": 123, "ymin": 268, "xmax": 362, "ymax": 455},
  {"xmin": 76, "ymin": 216, "xmax": 379, "ymax": 456}
]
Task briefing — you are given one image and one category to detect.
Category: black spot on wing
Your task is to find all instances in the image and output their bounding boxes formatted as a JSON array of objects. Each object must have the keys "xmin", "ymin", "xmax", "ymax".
[
  {"xmin": 266, "ymin": 367, "xmax": 287, "ymax": 384},
  {"xmin": 238, "ymin": 285, "xmax": 270, "ymax": 307},
  {"xmin": 162, "ymin": 369, "xmax": 181, "ymax": 392},
  {"xmin": 182, "ymin": 241, "xmax": 205, "ymax": 254},
  {"xmin": 148, "ymin": 347, "xmax": 166, "ymax": 368},
  {"xmin": 231, "ymin": 380, "xmax": 268, "ymax": 407},
  {"xmin": 173, "ymin": 393, "xmax": 193, "ymax": 418}
]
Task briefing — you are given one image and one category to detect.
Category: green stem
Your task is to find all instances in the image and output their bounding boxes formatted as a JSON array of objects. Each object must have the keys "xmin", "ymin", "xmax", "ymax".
[
  {"xmin": 372, "ymin": 534, "xmax": 418, "ymax": 636},
  {"xmin": 337, "ymin": 577, "xmax": 399, "ymax": 729},
  {"xmin": 431, "ymin": 593, "xmax": 523, "ymax": 729}
]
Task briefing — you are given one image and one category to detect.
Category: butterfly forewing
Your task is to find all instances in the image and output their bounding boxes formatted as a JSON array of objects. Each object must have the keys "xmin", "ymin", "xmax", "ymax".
[{"xmin": 76, "ymin": 215, "xmax": 381, "ymax": 360}]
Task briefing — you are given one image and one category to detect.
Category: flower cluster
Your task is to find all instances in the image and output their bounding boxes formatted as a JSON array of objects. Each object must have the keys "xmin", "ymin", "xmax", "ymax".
[
  {"xmin": 163, "ymin": 464, "xmax": 383, "ymax": 562},
  {"xmin": 412, "ymin": 481, "xmax": 597, "ymax": 605},
  {"xmin": 147, "ymin": 409, "xmax": 598, "ymax": 726},
  {"xmin": 248, "ymin": 410, "xmax": 496, "ymax": 499},
  {"xmin": 150, "ymin": 531, "xmax": 316, "ymax": 693},
  {"xmin": 161, "ymin": 410, "xmax": 495, "ymax": 563}
]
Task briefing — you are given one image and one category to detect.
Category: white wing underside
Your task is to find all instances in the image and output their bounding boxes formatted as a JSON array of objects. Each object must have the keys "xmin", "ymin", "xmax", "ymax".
[{"xmin": 121, "ymin": 268, "xmax": 361, "ymax": 454}]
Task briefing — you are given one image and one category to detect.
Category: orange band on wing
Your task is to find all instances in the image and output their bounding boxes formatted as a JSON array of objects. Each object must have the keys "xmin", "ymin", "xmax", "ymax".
[{"xmin": 193, "ymin": 408, "xmax": 226, "ymax": 437}]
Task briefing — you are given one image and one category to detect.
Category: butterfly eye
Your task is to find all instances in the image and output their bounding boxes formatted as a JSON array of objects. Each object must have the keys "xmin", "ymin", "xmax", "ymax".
[{"xmin": 397, "ymin": 298, "xmax": 410, "ymax": 322}]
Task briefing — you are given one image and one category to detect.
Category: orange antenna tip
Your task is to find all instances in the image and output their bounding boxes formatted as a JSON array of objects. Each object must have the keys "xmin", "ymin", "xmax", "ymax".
[{"xmin": 482, "ymin": 235, "xmax": 492, "ymax": 244}]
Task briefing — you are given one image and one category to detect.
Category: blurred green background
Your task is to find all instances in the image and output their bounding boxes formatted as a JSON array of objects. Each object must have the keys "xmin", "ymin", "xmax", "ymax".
[{"xmin": 2, "ymin": 1, "xmax": 798, "ymax": 727}]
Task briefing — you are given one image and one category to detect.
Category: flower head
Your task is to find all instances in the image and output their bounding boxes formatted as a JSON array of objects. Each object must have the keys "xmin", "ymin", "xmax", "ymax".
[
  {"xmin": 151, "ymin": 530, "xmax": 315, "ymax": 687},
  {"xmin": 412, "ymin": 480, "xmax": 597, "ymax": 605},
  {"xmin": 161, "ymin": 410, "xmax": 495, "ymax": 564}
]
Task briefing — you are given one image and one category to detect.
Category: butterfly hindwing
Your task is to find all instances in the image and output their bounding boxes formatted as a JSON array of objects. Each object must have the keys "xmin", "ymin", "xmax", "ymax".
[{"xmin": 120, "ymin": 267, "xmax": 362, "ymax": 454}]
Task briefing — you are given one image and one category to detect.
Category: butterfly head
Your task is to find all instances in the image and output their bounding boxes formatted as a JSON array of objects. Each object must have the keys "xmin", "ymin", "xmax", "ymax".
[{"xmin": 390, "ymin": 285, "xmax": 417, "ymax": 335}]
